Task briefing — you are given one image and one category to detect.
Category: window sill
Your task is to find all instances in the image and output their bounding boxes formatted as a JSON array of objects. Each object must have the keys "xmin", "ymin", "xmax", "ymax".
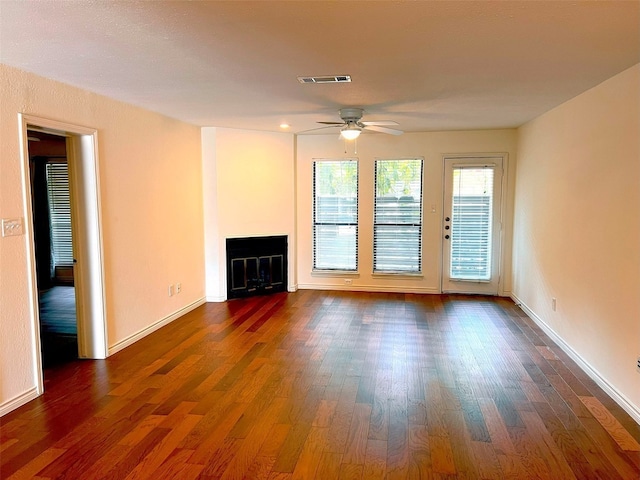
[
  {"xmin": 311, "ymin": 270, "xmax": 360, "ymax": 278},
  {"xmin": 372, "ymin": 272, "xmax": 423, "ymax": 279}
]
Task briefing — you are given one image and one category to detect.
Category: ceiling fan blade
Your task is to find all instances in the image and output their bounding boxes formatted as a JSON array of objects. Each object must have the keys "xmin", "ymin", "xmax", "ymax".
[
  {"xmin": 361, "ymin": 121, "xmax": 399, "ymax": 126},
  {"xmin": 297, "ymin": 125, "xmax": 342, "ymax": 134},
  {"xmin": 317, "ymin": 121, "xmax": 345, "ymax": 125},
  {"xmin": 364, "ymin": 125, "xmax": 403, "ymax": 136}
]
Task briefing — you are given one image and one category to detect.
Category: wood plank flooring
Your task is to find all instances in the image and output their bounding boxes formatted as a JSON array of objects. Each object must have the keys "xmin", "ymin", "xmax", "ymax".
[
  {"xmin": 38, "ymin": 286, "xmax": 78, "ymax": 367},
  {"xmin": 1, "ymin": 291, "xmax": 639, "ymax": 479}
]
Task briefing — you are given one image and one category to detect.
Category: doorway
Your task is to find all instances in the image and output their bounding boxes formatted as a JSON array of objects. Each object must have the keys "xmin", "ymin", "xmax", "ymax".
[
  {"xmin": 442, "ymin": 156, "xmax": 504, "ymax": 295},
  {"xmin": 28, "ymin": 131, "xmax": 79, "ymax": 368},
  {"xmin": 20, "ymin": 114, "xmax": 108, "ymax": 395}
]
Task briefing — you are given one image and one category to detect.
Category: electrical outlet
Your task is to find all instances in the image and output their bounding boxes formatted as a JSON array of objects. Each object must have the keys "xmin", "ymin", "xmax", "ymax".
[
  {"xmin": 551, "ymin": 298, "xmax": 557, "ymax": 311},
  {"xmin": 176, "ymin": 283, "xmax": 182, "ymax": 294},
  {"xmin": 168, "ymin": 285, "xmax": 174, "ymax": 297},
  {"xmin": 344, "ymin": 279, "xmax": 353, "ymax": 285}
]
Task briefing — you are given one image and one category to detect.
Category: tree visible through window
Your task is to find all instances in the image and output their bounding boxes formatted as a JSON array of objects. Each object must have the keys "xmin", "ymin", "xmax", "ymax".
[
  {"xmin": 374, "ymin": 159, "xmax": 423, "ymax": 273},
  {"xmin": 313, "ymin": 160, "xmax": 358, "ymax": 271}
]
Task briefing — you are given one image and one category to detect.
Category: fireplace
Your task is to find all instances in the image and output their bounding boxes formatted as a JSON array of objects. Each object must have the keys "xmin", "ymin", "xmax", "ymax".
[{"xmin": 226, "ymin": 235, "xmax": 287, "ymax": 299}]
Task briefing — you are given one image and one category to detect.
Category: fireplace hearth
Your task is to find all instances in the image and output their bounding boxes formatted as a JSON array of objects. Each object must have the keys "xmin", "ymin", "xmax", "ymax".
[{"xmin": 226, "ymin": 235, "xmax": 287, "ymax": 299}]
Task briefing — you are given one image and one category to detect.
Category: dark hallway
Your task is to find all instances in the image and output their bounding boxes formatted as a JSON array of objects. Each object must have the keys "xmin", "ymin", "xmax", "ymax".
[
  {"xmin": 28, "ymin": 131, "xmax": 79, "ymax": 368},
  {"xmin": 38, "ymin": 286, "xmax": 77, "ymax": 367}
]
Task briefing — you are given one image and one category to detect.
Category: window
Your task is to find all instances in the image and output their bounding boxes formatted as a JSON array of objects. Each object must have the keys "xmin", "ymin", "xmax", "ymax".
[
  {"xmin": 374, "ymin": 159, "xmax": 423, "ymax": 273},
  {"xmin": 450, "ymin": 166, "xmax": 494, "ymax": 280},
  {"xmin": 45, "ymin": 162, "xmax": 74, "ymax": 267},
  {"xmin": 313, "ymin": 160, "xmax": 358, "ymax": 271}
]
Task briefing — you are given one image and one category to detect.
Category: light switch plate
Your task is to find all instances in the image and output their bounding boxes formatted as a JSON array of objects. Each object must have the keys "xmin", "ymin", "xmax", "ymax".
[{"xmin": 2, "ymin": 218, "xmax": 24, "ymax": 237}]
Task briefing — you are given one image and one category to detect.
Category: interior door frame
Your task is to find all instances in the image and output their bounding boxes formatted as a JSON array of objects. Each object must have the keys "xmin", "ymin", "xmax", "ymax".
[
  {"xmin": 19, "ymin": 114, "xmax": 108, "ymax": 394},
  {"xmin": 441, "ymin": 154, "xmax": 506, "ymax": 295}
]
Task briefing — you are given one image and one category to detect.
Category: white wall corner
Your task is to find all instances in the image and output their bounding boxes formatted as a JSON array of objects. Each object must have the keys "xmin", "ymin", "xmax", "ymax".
[{"xmin": 202, "ymin": 127, "xmax": 224, "ymax": 300}]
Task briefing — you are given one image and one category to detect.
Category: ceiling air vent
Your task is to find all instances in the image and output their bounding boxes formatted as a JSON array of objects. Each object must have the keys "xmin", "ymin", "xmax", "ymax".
[{"xmin": 297, "ymin": 75, "xmax": 351, "ymax": 84}]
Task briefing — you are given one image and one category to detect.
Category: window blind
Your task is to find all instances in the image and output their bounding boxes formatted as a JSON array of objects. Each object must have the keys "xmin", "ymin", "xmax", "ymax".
[
  {"xmin": 373, "ymin": 159, "xmax": 423, "ymax": 273},
  {"xmin": 313, "ymin": 160, "xmax": 358, "ymax": 271},
  {"xmin": 46, "ymin": 162, "xmax": 74, "ymax": 267},
  {"xmin": 450, "ymin": 166, "xmax": 494, "ymax": 280}
]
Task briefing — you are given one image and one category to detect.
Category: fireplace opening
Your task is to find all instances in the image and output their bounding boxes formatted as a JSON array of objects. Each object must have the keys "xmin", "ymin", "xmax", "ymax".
[{"xmin": 226, "ymin": 235, "xmax": 287, "ymax": 299}]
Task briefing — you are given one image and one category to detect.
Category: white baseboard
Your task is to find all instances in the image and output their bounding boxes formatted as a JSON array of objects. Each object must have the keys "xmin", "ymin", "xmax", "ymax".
[
  {"xmin": 108, "ymin": 297, "xmax": 206, "ymax": 356},
  {"xmin": 511, "ymin": 293, "xmax": 640, "ymax": 425},
  {"xmin": 297, "ymin": 283, "xmax": 441, "ymax": 295},
  {"xmin": 0, "ymin": 387, "xmax": 39, "ymax": 417},
  {"xmin": 206, "ymin": 295, "xmax": 227, "ymax": 302}
]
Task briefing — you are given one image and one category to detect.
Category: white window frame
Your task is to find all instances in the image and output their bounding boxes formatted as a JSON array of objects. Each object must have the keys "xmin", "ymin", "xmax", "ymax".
[
  {"xmin": 312, "ymin": 159, "xmax": 359, "ymax": 272},
  {"xmin": 373, "ymin": 158, "xmax": 424, "ymax": 274}
]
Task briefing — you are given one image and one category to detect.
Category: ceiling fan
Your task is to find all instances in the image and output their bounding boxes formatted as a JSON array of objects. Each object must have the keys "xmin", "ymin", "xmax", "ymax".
[{"xmin": 316, "ymin": 108, "xmax": 403, "ymax": 139}]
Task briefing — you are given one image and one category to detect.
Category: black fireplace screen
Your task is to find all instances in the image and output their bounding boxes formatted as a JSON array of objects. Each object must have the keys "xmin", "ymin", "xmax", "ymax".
[{"xmin": 226, "ymin": 236, "xmax": 287, "ymax": 299}]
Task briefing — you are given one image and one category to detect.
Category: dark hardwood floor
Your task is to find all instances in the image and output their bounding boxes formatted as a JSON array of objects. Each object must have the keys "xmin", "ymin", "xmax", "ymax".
[
  {"xmin": 38, "ymin": 286, "xmax": 78, "ymax": 367},
  {"xmin": 1, "ymin": 291, "xmax": 639, "ymax": 479}
]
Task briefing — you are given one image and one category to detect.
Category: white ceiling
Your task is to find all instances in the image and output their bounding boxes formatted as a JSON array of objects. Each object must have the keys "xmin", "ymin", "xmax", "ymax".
[{"xmin": 1, "ymin": 1, "xmax": 638, "ymax": 134}]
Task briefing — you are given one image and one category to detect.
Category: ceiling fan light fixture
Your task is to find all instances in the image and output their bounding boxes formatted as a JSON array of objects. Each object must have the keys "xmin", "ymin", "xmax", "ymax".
[{"xmin": 340, "ymin": 124, "xmax": 361, "ymax": 140}]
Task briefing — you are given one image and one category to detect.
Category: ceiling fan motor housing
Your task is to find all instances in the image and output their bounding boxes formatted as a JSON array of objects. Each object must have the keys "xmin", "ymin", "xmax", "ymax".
[{"xmin": 339, "ymin": 108, "xmax": 364, "ymax": 123}]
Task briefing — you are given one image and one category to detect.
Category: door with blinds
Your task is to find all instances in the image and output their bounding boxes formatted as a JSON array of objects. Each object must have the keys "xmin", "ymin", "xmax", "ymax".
[{"xmin": 442, "ymin": 157, "xmax": 503, "ymax": 295}]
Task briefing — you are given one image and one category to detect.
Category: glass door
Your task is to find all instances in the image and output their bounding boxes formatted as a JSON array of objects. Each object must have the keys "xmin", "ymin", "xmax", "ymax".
[{"xmin": 442, "ymin": 157, "xmax": 503, "ymax": 295}]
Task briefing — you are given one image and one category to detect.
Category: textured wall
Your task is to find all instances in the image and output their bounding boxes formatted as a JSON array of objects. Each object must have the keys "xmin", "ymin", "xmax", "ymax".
[{"xmin": 0, "ymin": 65, "xmax": 205, "ymax": 411}]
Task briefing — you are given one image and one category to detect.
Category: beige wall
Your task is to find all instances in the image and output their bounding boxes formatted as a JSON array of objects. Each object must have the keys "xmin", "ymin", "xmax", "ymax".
[
  {"xmin": 0, "ymin": 65, "xmax": 205, "ymax": 411},
  {"xmin": 513, "ymin": 64, "xmax": 640, "ymax": 417},
  {"xmin": 296, "ymin": 130, "xmax": 518, "ymax": 294},
  {"xmin": 202, "ymin": 127, "xmax": 295, "ymax": 301}
]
